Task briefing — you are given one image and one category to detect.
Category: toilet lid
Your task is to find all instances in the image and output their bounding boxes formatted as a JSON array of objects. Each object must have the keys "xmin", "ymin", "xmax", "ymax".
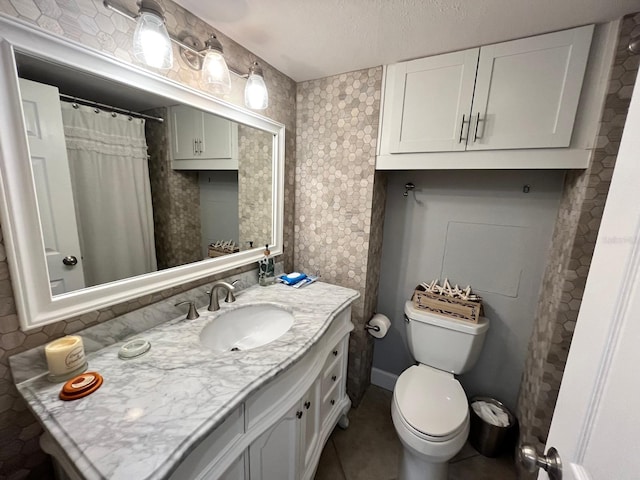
[{"xmin": 394, "ymin": 365, "xmax": 468, "ymax": 438}]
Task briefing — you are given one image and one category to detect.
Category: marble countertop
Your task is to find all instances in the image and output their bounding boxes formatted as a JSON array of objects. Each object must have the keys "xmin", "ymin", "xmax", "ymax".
[{"xmin": 15, "ymin": 282, "xmax": 359, "ymax": 480}]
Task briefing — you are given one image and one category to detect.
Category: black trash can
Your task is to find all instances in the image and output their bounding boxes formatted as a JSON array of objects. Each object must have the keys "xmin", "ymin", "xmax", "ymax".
[{"xmin": 468, "ymin": 396, "xmax": 516, "ymax": 457}]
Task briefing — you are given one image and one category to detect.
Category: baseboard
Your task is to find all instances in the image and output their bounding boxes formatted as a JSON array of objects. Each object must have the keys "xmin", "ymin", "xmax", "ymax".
[{"xmin": 370, "ymin": 367, "xmax": 398, "ymax": 391}]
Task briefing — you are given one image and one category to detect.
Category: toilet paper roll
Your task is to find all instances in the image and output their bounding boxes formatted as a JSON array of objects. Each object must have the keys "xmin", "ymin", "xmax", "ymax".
[{"xmin": 367, "ymin": 313, "xmax": 391, "ymax": 339}]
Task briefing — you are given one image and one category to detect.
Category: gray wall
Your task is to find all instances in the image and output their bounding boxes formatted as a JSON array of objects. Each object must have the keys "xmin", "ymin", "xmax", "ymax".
[
  {"xmin": 199, "ymin": 171, "xmax": 239, "ymax": 256},
  {"xmin": 373, "ymin": 170, "xmax": 564, "ymax": 411}
]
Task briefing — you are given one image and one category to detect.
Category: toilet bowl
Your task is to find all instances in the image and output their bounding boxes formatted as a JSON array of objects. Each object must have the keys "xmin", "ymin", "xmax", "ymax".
[
  {"xmin": 392, "ymin": 301, "xmax": 489, "ymax": 480},
  {"xmin": 392, "ymin": 365, "xmax": 470, "ymax": 480}
]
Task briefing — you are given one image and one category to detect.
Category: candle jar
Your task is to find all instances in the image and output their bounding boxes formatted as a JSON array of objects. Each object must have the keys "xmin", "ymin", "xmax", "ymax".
[{"xmin": 45, "ymin": 335, "xmax": 88, "ymax": 382}]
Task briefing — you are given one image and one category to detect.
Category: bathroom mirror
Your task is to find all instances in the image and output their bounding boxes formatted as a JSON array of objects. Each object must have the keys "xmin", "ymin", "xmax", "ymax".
[{"xmin": 0, "ymin": 15, "xmax": 285, "ymax": 331}]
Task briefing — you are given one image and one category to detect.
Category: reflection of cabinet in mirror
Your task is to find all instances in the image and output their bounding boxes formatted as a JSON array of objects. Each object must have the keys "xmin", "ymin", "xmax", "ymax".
[{"xmin": 169, "ymin": 104, "xmax": 239, "ymax": 170}]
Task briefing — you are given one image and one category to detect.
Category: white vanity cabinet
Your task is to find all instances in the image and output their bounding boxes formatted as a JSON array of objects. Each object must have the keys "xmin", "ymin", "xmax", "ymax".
[
  {"xmin": 39, "ymin": 303, "xmax": 354, "ymax": 480},
  {"xmin": 380, "ymin": 24, "xmax": 594, "ymax": 164},
  {"xmin": 174, "ymin": 307, "xmax": 352, "ymax": 480},
  {"xmin": 169, "ymin": 104, "xmax": 238, "ymax": 170}
]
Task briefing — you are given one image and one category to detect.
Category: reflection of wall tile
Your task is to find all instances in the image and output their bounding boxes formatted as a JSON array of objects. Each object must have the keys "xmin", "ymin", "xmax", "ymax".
[
  {"xmin": 238, "ymin": 125, "xmax": 272, "ymax": 250},
  {"xmin": 516, "ymin": 14, "xmax": 640, "ymax": 477},
  {"xmin": 145, "ymin": 107, "xmax": 203, "ymax": 269},
  {"xmin": 0, "ymin": 0, "xmax": 296, "ymax": 477},
  {"xmin": 295, "ymin": 67, "xmax": 383, "ymax": 406}
]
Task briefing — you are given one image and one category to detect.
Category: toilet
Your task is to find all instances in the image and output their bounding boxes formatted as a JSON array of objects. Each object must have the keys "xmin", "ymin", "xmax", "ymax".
[{"xmin": 392, "ymin": 301, "xmax": 489, "ymax": 480}]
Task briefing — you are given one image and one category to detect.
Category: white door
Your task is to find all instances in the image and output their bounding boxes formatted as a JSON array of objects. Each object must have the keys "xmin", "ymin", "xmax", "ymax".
[
  {"xmin": 249, "ymin": 403, "xmax": 299, "ymax": 480},
  {"xmin": 387, "ymin": 48, "xmax": 479, "ymax": 153},
  {"xmin": 202, "ymin": 112, "xmax": 235, "ymax": 159},
  {"xmin": 19, "ymin": 79, "xmax": 85, "ymax": 295},
  {"xmin": 529, "ymin": 69, "xmax": 640, "ymax": 480},
  {"xmin": 299, "ymin": 380, "xmax": 320, "ymax": 475},
  {"xmin": 468, "ymin": 25, "xmax": 593, "ymax": 151},
  {"xmin": 169, "ymin": 104, "xmax": 198, "ymax": 160}
]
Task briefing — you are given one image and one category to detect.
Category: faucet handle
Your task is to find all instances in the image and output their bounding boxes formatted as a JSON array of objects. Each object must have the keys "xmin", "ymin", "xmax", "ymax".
[
  {"xmin": 224, "ymin": 280, "xmax": 239, "ymax": 303},
  {"xmin": 175, "ymin": 301, "xmax": 200, "ymax": 320}
]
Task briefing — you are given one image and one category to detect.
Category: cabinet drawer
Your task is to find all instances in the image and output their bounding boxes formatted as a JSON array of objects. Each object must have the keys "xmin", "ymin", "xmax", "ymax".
[
  {"xmin": 320, "ymin": 382, "xmax": 341, "ymax": 424},
  {"xmin": 321, "ymin": 360, "xmax": 342, "ymax": 399},
  {"xmin": 322, "ymin": 340, "xmax": 344, "ymax": 371}
]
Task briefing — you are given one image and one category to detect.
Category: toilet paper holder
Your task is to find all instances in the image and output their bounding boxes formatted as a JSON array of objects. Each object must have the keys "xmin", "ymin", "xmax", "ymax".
[{"xmin": 364, "ymin": 324, "xmax": 381, "ymax": 332}]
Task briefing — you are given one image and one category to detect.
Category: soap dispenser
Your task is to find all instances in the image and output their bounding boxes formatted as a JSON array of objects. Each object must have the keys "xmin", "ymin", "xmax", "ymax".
[{"xmin": 259, "ymin": 244, "xmax": 275, "ymax": 286}]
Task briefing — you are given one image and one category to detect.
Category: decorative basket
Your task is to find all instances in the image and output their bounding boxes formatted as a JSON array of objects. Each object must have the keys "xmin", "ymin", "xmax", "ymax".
[{"xmin": 413, "ymin": 290, "xmax": 483, "ymax": 324}]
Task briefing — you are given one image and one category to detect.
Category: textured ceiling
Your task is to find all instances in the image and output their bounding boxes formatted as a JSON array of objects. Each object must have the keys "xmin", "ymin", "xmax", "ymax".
[{"xmin": 173, "ymin": 0, "xmax": 640, "ymax": 82}]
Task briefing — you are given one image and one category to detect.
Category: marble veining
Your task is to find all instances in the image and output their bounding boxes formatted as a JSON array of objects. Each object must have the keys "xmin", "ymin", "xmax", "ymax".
[{"xmin": 12, "ymin": 282, "xmax": 358, "ymax": 480}]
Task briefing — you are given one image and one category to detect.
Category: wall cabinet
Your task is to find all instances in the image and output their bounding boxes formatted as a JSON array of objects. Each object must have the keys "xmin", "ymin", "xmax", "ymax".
[
  {"xmin": 379, "ymin": 24, "xmax": 596, "ymax": 168},
  {"xmin": 169, "ymin": 104, "xmax": 238, "ymax": 170}
]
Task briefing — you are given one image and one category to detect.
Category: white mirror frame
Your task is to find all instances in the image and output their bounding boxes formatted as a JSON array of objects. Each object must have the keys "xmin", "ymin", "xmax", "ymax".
[{"xmin": 0, "ymin": 15, "xmax": 285, "ymax": 331}]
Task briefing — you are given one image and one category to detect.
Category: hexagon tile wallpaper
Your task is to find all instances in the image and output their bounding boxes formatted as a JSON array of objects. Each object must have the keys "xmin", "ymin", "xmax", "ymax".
[
  {"xmin": 516, "ymin": 13, "xmax": 640, "ymax": 477},
  {"xmin": 295, "ymin": 68, "xmax": 386, "ymax": 404}
]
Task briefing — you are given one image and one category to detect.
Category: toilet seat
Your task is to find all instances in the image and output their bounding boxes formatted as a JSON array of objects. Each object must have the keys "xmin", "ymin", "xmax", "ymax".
[{"xmin": 394, "ymin": 365, "xmax": 468, "ymax": 441}]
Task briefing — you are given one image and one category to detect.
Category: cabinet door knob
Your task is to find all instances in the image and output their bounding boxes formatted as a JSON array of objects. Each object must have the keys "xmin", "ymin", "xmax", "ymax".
[
  {"xmin": 304, "ymin": 401, "xmax": 311, "ymax": 410},
  {"xmin": 296, "ymin": 411, "xmax": 303, "ymax": 419},
  {"xmin": 332, "ymin": 350, "xmax": 338, "ymax": 356},
  {"xmin": 331, "ymin": 375, "xmax": 337, "ymax": 382},
  {"xmin": 330, "ymin": 399, "xmax": 335, "ymax": 406}
]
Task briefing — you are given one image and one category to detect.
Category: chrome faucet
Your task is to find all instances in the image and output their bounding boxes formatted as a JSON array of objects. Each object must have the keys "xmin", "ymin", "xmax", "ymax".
[{"xmin": 208, "ymin": 280, "xmax": 238, "ymax": 311}]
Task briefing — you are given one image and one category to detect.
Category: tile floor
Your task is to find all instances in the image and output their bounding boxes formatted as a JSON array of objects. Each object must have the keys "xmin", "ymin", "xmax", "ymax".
[{"xmin": 314, "ymin": 385, "xmax": 518, "ymax": 480}]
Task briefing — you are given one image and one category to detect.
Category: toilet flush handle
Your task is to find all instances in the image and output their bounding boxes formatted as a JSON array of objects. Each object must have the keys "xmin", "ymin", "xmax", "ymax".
[{"xmin": 404, "ymin": 314, "xmax": 411, "ymax": 323}]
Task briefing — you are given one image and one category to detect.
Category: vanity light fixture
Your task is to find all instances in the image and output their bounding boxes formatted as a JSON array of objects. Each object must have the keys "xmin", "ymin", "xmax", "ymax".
[
  {"xmin": 179, "ymin": 39, "xmax": 269, "ymax": 110},
  {"xmin": 131, "ymin": 0, "xmax": 173, "ymax": 70},
  {"xmin": 201, "ymin": 35, "xmax": 232, "ymax": 94},
  {"xmin": 104, "ymin": 0, "xmax": 269, "ymax": 110},
  {"xmin": 245, "ymin": 62, "xmax": 269, "ymax": 110},
  {"xmin": 179, "ymin": 34, "xmax": 231, "ymax": 94}
]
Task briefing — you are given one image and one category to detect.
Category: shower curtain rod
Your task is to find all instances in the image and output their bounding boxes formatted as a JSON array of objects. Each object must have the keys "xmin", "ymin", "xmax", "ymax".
[{"xmin": 59, "ymin": 93, "xmax": 164, "ymax": 123}]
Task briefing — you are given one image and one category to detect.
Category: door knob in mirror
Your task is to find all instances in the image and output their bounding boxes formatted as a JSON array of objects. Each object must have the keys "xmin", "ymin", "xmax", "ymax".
[{"xmin": 62, "ymin": 256, "xmax": 78, "ymax": 266}]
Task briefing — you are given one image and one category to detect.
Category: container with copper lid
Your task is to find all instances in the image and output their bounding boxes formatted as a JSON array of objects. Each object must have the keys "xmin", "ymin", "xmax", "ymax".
[{"xmin": 59, "ymin": 372, "xmax": 103, "ymax": 401}]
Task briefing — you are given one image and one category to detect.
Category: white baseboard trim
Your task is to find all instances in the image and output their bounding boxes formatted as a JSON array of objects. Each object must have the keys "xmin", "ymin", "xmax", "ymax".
[{"xmin": 370, "ymin": 367, "xmax": 398, "ymax": 391}]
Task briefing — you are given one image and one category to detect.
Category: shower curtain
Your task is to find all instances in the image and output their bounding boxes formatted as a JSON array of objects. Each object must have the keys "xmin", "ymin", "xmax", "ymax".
[{"xmin": 61, "ymin": 102, "xmax": 157, "ymax": 287}]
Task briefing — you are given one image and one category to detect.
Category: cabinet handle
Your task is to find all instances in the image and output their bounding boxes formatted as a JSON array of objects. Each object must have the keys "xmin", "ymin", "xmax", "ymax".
[
  {"xmin": 458, "ymin": 114, "xmax": 468, "ymax": 143},
  {"xmin": 198, "ymin": 138, "xmax": 203, "ymax": 155},
  {"xmin": 473, "ymin": 112, "xmax": 482, "ymax": 141},
  {"xmin": 193, "ymin": 139, "xmax": 197, "ymax": 156},
  {"xmin": 304, "ymin": 401, "xmax": 311, "ymax": 410},
  {"xmin": 296, "ymin": 411, "xmax": 303, "ymax": 419},
  {"xmin": 331, "ymin": 375, "xmax": 337, "ymax": 382},
  {"xmin": 330, "ymin": 399, "xmax": 335, "ymax": 406},
  {"xmin": 332, "ymin": 350, "xmax": 338, "ymax": 356}
]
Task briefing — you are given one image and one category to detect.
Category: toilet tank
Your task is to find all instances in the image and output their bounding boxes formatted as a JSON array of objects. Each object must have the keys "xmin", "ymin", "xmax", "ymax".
[{"xmin": 404, "ymin": 301, "xmax": 489, "ymax": 374}]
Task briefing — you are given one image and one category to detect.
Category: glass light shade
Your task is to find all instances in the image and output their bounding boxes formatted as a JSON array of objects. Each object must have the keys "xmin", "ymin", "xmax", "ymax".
[
  {"xmin": 202, "ymin": 50, "xmax": 231, "ymax": 94},
  {"xmin": 133, "ymin": 11, "xmax": 173, "ymax": 70},
  {"xmin": 245, "ymin": 72, "xmax": 268, "ymax": 110}
]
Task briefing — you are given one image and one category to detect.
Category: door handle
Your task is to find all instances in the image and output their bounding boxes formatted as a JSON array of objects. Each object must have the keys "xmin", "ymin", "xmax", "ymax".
[
  {"xmin": 473, "ymin": 112, "xmax": 482, "ymax": 141},
  {"xmin": 62, "ymin": 256, "xmax": 78, "ymax": 266},
  {"xmin": 458, "ymin": 114, "xmax": 469, "ymax": 143},
  {"xmin": 519, "ymin": 445, "xmax": 562, "ymax": 480}
]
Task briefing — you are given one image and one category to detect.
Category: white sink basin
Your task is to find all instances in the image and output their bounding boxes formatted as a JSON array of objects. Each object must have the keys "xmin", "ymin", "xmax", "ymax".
[{"xmin": 200, "ymin": 305, "xmax": 294, "ymax": 353}]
